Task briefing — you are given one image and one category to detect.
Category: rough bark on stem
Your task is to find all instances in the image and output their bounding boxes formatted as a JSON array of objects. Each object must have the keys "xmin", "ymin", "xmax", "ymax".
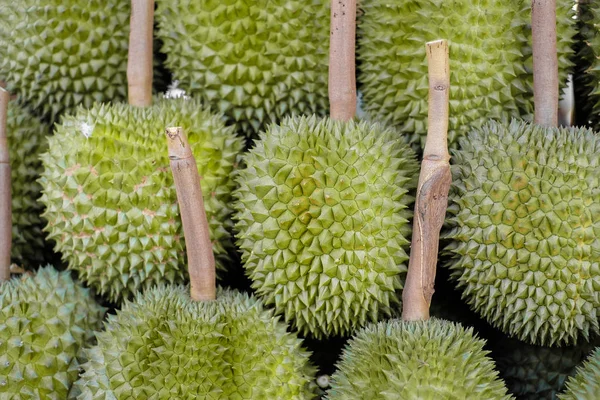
[
  {"xmin": 127, "ymin": 0, "xmax": 154, "ymax": 107},
  {"xmin": 0, "ymin": 88, "xmax": 11, "ymax": 282},
  {"xmin": 532, "ymin": 0, "xmax": 558, "ymax": 127},
  {"xmin": 328, "ymin": 0, "xmax": 356, "ymax": 121},
  {"xmin": 402, "ymin": 40, "xmax": 451, "ymax": 321},
  {"xmin": 166, "ymin": 127, "xmax": 216, "ymax": 301}
]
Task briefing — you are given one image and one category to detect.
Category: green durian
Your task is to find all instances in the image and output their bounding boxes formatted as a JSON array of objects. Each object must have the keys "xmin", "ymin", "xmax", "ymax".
[
  {"xmin": 155, "ymin": 0, "xmax": 330, "ymax": 137},
  {"xmin": 444, "ymin": 119, "xmax": 600, "ymax": 346},
  {"xmin": 233, "ymin": 115, "xmax": 418, "ymax": 338},
  {"xmin": 39, "ymin": 98, "xmax": 243, "ymax": 302},
  {"xmin": 70, "ymin": 285, "xmax": 316, "ymax": 399},
  {"xmin": 558, "ymin": 347, "xmax": 600, "ymax": 399},
  {"xmin": 356, "ymin": 0, "xmax": 576, "ymax": 148},
  {"xmin": 324, "ymin": 318, "xmax": 514, "ymax": 400},
  {"xmin": 492, "ymin": 334, "xmax": 598, "ymax": 399},
  {"xmin": 7, "ymin": 102, "xmax": 53, "ymax": 266},
  {"xmin": 0, "ymin": 0, "xmax": 130, "ymax": 122},
  {"xmin": 0, "ymin": 266, "xmax": 105, "ymax": 399}
]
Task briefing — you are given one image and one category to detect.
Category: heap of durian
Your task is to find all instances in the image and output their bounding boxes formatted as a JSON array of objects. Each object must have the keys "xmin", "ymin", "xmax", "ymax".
[
  {"xmin": 5, "ymin": 101, "xmax": 53, "ymax": 266},
  {"xmin": 444, "ymin": 1, "xmax": 600, "ymax": 346},
  {"xmin": 39, "ymin": 1, "xmax": 243, "ymax": 302},
  {"xmin": 356, "ymin": 0, "xmax": 575, "ymax": 147},
  {"xmin": 558, "ymin": 347, "xmax": 600, "ymax": 399},
  {"xmin": 0, "ymin": 0, "xmax": 131, "ymax": 122},
  {"xmin": 234, "ymin": 0, "xmax": 417, "ymax": 338},
  {"xmin": 70, "ymin": 124, "xmax": 316, "ymax": 399},
  {"xmin": 325, "ymin": 37, "xmax": 512, "ymax": 399},
  {"xmin": 0, "ymin": 88, "xmax": 105, "ymax": 399},
  {"xmin": 155, "ymin": 0, "xmax": 330, "ymax": 137}
]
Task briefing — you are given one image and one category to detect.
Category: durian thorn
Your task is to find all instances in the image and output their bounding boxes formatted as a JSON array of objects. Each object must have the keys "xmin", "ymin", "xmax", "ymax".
[
  {"xmin": 166, "ymin": 127, "xmax": 216, "ymax": 301},
  {"xmin": 532, "ymin": 0, "xmax": 558, "ymax": 127},
  {"xmin": 10, "ymin": 264, "xmax": 26, "ymax": 275},
  {"xmin": 127, "ymin": 0, "xmax": 154, "ymax": 107},
  {"xmin": 0, "ymin": 87, "xmax": 10, "ymax": 282},
  {"xmin": 402, "ymin": 40, "xmax": 451, "ymax": 322},
  {"xmin": 328, "ymin": 0, "xmax": 357, "ymax": 121}
]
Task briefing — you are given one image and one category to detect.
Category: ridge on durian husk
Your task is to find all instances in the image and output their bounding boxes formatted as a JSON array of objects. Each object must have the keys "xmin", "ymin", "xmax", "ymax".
[
  {"xmin": 357, "ymin": 0, "xmax": 575, "ymax": 148},
  {"xmin": 70, "ymin": 285, "xmax": 317, "ymax": 399},
  {"xmin": 234, "ymin": 115, "xmax": 418, "ymax": 339},
  {"xmin": 558, "ymin": 346, "xmax": 600, "ymax": 399},
  {"xmin": 6, "ymin": 101, "xmax": 54, "ymax": 266},
  {"xmin": 444, "ymin": 119, "xmax": 600, "ymax": 346},
  {"xmin": 155, "ymin": 0, "xmax": 330, "ymax": 138},
  {"xmin": 39, "ymin": 98, "xmax": 243, "ymax": 303},
  {"xmin": 491, "ymin": 332, "xmax": 599, "ymax": 400},
  {"xmin": 324, "ymin": 318, "xmax": 514, "ymax": 400},
  {"xmin": 0, "ymin": 266, "xmax": 105, "ymax": 399}
]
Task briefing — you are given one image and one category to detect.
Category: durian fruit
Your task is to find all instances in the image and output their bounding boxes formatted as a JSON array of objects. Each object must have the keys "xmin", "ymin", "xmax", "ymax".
[
  {"xmin": 0, "ymin": 266, "xmax": 106, "ymax": 399},
  {"xmin": 71, "ymin": 285, "xmax": 316, "ymax": 399},
  {"xmin": 491, "ymin": 332, "xmax": 599, "ymax": 399},
  {"xmin": 6, "ymin": 101, "xmax": 53, "ymax": 266},
  {"xmin": 444, "ymin": 120, "xmax": 600, "ymax": 346},
  {"xmin": 444, "ymin": 0, "xmax": 600, "ymax": 347},
  {"xmin": 233, "ymin": 116, "xmax": 418, "ymax": 338},
  {"xmin": 558, "ymin": 347, "xmax": 600, "ymax": 399},
  {"xmin": 0, "ymin": 88, "xmax": 105, "ymax": 399},
  {"xmin": 70, "ymin": 126, "xmax": 316, "ymax": 399},
  {"xmin": 0, "ymin": 0, "xmax": 130, "ymax": 122},
  {"xmin": 234, "ymin": 0, "xmax": 418, "ymax": 338},
  {"xmin": 325, "ymin": 318, "xmax": 514, "ymax": 400},
  {"xmin": 39, "ymin": 98, "xmax": 242, "ymax": 302},
  {"xmin": 155, "ymin": 0, "xmax": 330, "ymax": 137},
  {"xmin": 356, "ymin": 0, "xmax": 576, "ymax": 148}
]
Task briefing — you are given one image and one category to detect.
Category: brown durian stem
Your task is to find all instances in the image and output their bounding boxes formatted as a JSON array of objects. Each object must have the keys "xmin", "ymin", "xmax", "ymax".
[
  {"xmin": 402, "ymin": 40, "xmax": 451, "ymax": 321},
  {"xmin": 0, "ymin": 88, "xmax": 11, "ymax": 282},
  {"xmin": 127, "ymin": 0, "xmax": 154, "ymax": 107},
  {"xmin": 532, "ymin": 0, "xmax": 558, "ymax": 127},
  {"xmin": 166, "ymin": 127, "xmax": 216, "ymax": 301},
  {"xmin": 328, "ymin": 0, "xmax": 356, "ymax": 121}
]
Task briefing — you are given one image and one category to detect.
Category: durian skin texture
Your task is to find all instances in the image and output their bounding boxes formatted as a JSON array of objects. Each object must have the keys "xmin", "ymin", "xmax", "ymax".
[
  {"xmin": 0, "ymin": 0, "xmax": 130, "ymax": 122},
  {"xmin": 39, "ymin": 98, "xmax": 243, "ymax": 303},
  {"xmin": 559, "ymin": 347, "xmax": 600, "ymax": 399},
  {"xmin": 445, "ymin": 120, "xmax": 600, "ymax": 346},
  {"xmin": 234, "ymin": 116, "xmax": 418, "ymax": 338},
  {"xmin": 70, "ymin": 285, "xmax": 317, "ymax": 399},
  {"xmin": 357, "ymin": 0, "xmax": 575, "ymax": 148},
  {"xmin": 155, "ymin": 0, "xmax": 329, "ymax": 137},
  {"xmin": 325, "ymin": 318, "xmax": 514, "ymax": 400},
  {"xmin": 576, "ymin": 1, "xmax": 600, "ymax": 129},
  {"xmin": 7, "ymin": 102, "xmax": 52, "ymax": 266},
  {"xmin": 0, "ymin": 266, "xmax": 105, "ymax": 399},
  {"xmin": 492, "ymin": 335, "xmax": 598, "ymax": 400}
]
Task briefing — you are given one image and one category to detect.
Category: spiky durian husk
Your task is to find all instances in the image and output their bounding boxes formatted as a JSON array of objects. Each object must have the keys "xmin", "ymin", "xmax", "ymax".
[
  {"xmin": 558, "ymin": 347, "xmax": 600, "ymax": 399},
  {"xmin": 444, "ymin": 120, "xmax": 600, "ymax": 346},
  {"xmin": 7, "ymin": 102, "xmax": 53, "ymax": 266},
  {"xmin": 575, "ymin": 1, "xmax": 600, "ymax": 128},
  {"xmin": 233, "ymin": 116, "xmax": 418, "ymax": 338},
  {"xmin": 324, "ymin": 318, "xmax": 513, "ymax": 400},
  {"xmin": 39, "ymin": 98, "xmax": 243, "ymax": 303},
  {"xmin": 492, "ymin": 334, "xmax": 598, "ymax": 399},
  {"xmin": 0, "ymin": 1, "xmax": 130, "ymax": 123},
  {"xmin": 357, "ymin": 0, "xmax": 575, "ymax": 148},
  {"xmin": 0, "ymin": 266, "xmax": 105, "ymax": 399},
  {"xmin": 155, "ymin": 0, "xmax": 329, "ymax": 138},
  {"xmin": 70, "ymin": 285, "xmax": 316, "ymax": 399}
]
